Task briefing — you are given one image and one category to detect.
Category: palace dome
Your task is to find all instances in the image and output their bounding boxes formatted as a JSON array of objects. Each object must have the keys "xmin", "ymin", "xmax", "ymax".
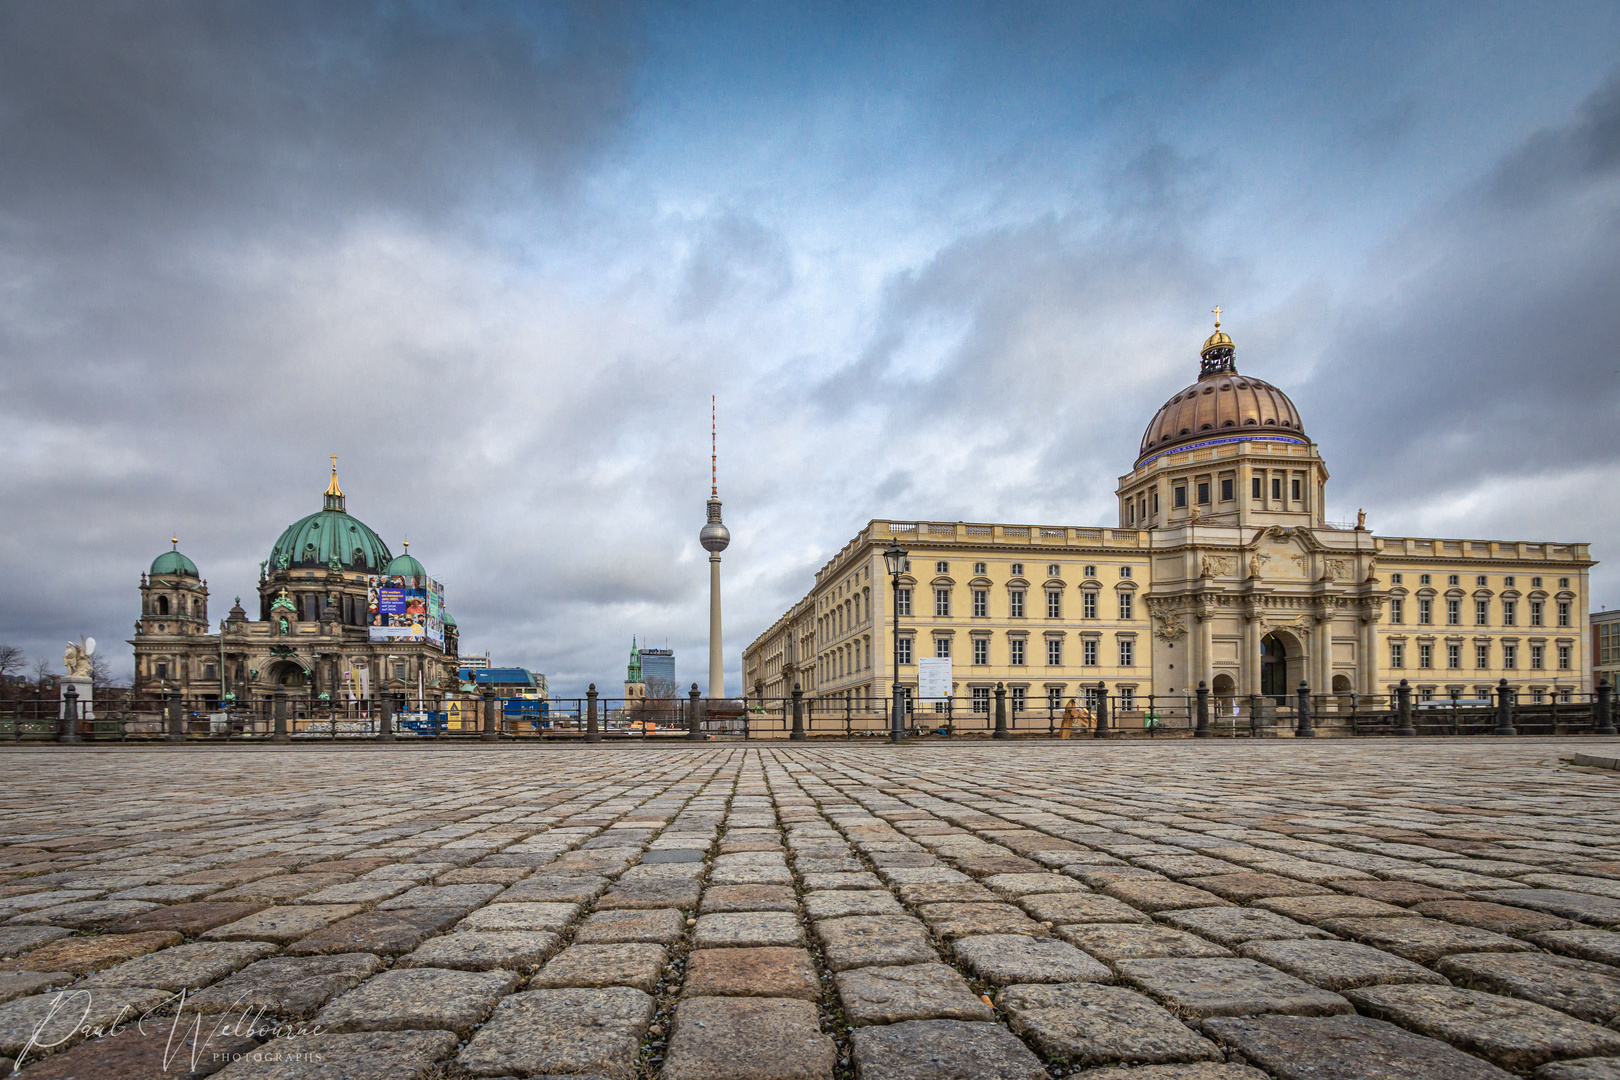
[
  {"xmin": 267, "ymin": 464, "xmax": 392, "ymax": 573},
  {"xmin": 1136, "ymin": 321, "xmax": 1305, "ymax": 466}
]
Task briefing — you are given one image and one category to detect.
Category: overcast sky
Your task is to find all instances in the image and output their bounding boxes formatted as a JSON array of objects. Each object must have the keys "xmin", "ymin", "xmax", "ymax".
[{"xmin": 3, "ymin": 2, "xmax": 1619, "ymax": 697}]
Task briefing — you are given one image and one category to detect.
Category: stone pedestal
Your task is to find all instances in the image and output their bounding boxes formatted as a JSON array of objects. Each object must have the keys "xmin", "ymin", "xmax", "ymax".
[{"xmin": 59, "ymin": 677, "xmax": 94, "ymax": 720}]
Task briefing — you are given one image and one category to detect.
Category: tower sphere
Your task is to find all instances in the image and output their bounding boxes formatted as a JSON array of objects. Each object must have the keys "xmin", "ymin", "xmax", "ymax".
[{"xmin": 700, "ymin": 498, "xmax": 730, "ymax": 552}]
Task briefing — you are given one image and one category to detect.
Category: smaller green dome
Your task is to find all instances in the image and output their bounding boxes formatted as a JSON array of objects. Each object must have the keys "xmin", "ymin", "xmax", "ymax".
[
  {"xmin": 151, "ymin": 545, "xmax": 199, "ymax": 578},
  {"xmin": 443, "ymin": 611, "xmax": 457, "ymax": 628},
  {"xmin": 384, "ymin": 541, "xmax": 426, "ymax": 581}
]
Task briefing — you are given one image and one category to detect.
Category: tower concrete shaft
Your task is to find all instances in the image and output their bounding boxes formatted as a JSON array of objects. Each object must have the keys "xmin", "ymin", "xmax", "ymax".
[{"xmin": 709, "ymin": 552, "xmax": 723, "ymax": 698}]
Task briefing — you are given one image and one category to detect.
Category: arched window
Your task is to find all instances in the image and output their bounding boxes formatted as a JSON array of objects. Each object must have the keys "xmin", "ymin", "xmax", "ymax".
[{"xmin": 157, "ymin": 595, "xmax": 170, "ymax": 616}]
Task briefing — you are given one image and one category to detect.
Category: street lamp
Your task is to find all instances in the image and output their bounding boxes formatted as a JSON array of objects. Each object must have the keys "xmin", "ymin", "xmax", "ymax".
[{"xmin": 884, "ymin": 541, "xmax": 908, "ymax": 745}]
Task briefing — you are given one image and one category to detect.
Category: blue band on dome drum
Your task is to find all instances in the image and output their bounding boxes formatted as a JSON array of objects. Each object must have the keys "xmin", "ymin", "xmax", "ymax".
[{"xmin": 1136, "ymin": 433, "xmax": 1307, "ymax": 469}]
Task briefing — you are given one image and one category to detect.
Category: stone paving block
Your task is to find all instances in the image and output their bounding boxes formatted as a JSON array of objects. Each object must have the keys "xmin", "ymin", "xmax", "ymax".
[
  {"xmin": 950, "ymin": 855, "xmax": 1042, "ymax": 876},
  {"xmin": 286, "ymin": 907, "xmax": 463, "ymax": 955},
  {"xmin": 0, "ymin": 925, "xmax": 72, "ymax": 956},
  {"xmin": 500, "ymin": 874, "xmax": 610, "ymax": 903},
  {"xmin": 953, "ymin": 933, "xmax": 1111, "ymax": 985},
  {"xmin": 108, "ymin": 882, "xmax": 229, "ymax": 903},
  {"xmin": 1202, "ymin": 1013, "xmax": 1515, "ymax": 1080},
  {"xmin": 1473, "ymin": 889, "xmax": 1620, "ymax": 925},
  {"xmin": 997, "ymin": 981, "xmax": 1224, "ymax": 1066},
  {"xmin": 1069, "ymin": 865, "xmax": 1166, "ymax": 888},
  {"xmin": 701, "ymin": 884, "xmax": 799, "ymax": 913},
  {"xmin": 7, "ymin": 1010, "xmax": 258, "ymax": 1080},
  {"xmin": 815, "ymin": 915, "xmax": 938, "ymax": 971},
  {"xmin": 916, "ymin": 901, "xmax": 1044, "ymax": 939},
  {"xmin": 1070, "ymin": 1066, "xmax": 1268, "ymax": 1079},
  {"xmin": 1102, "ymin": 879, "xmax": 1230, "ymax": 912},
  {"xmin": 1536, "ymin": 1060, "xmax": 1620, "ymax": 1080},
  {"xmin": 694, "ymin": 911, "xmax": 806, "ymax": 948},
  {"xmin": 1529, "ymin": 928, "xmax": 1620, "ymax": 966},
  {"xmin": 1330, "ymin": 878, "xmax": 1466, "ymax": 905},
  {"xmin": 1, "ymin": 889, "xmax": 105, "ymax": 912},
  {"xmin": 10, "ymin": 899, "xmax": 161, "ymax": 928},
  {"xmin": 596, "ymin": 877, "xmax": 703, "ymax": 910},
  {"xmin": 880, "ymin": 866, "xmax": 973, "ymax": 885},
  {"xmin": 211, "ymin": 873, "xmax": 355, "ymax": 903},
  {"xmin": 438, "ymin": 865, "xmax": 532, "ymax": 884},
  {"xmin": 574, "ymin": 907, "xmax": 686, "ymax": 945},
  {"xmin": 1060, "ymin": 922, "xmax": 1235, "ymax": 962},
  {"xmin": 529, "ymin": 942, "xmax": 668, "ymax": 992},
  {"xmin": 1414, "ymin": 898, "xmax": 1573, "ymax": 935},
  {"xmin": 1158, "ymin": 905, "xmax": 1332, "ymax": 946},
  {"xmin": 315, "ymin": 966, "xmax": 518, "ymax": 1033},
  {"xmin": 458, "ymin": 984, "xmax": 653, "ymax": 1076},
  {"xmin": 897, "ymin": 882, "xmax": 998, "ymax": 905},
  {"xmin": 296, "ymin": 880, "xmax": 413, "ymax": 907},
  {"xmin": 202, "ymin": 904, "xmax": 368, "ymax": 944},
  {"xmin": 0, "ymin": 971, "xmax": 71, "ymax": 1004},
  {"xmin": 1347, "ymin": 984, "xmax": 1620, "ymax": 1071},
  {"xmin": 376, "ymin": 882, "xmax": 503, "ymax": 912},
  {"xmin": 711, "ymin": 863, "xmax": 795, "ymax": 886},
  {"xmin": 105, "ymin": 900, "xmax": 270, "ymax": 936},
  {"xmin": 1254, "ymin": 894, "xmax": 1409, "ymax": 923},
  {"xmin": 10, "ymin": 930, "xmax": 182, "ymax": 975},
  {"xmin": 662, "ymin": 995, "xmax": 836, "ymax": 1080},
  {"xmin": 683, "ymin": 946, "xmax": 819, "ymax": 999},
  {"xmin": 1117, "ymin": 956, "xmax": 1353, "ymax": 1018},
  {"xmin": 619, "ymin": 862, "xmax": 707, "ymax": 883},
  {"xmin": 1436, "ymin": 951, "xmax": 1620, "ymax": 1023},
  {"xmin": 835, "ymin": 962, "xmax": 994, "ymax": 1025},
  {"xmin": 982, "ymin": 872, "xmax": 1085, "ymax": 899},
  {"xmin": 1134, "ymin": 855, "xmax": 1249, "ymax": 878},
  {"xmin": 1185, "ymin": 873, "xmax": 1330, "ymax": 902},
  {"xmin": 456, "ymin": 901, "xmax": 579, "ymax": 932},
  {"xmin": 802, "ymin": 871, "xmax": 883, "ymax": 890},
  {"xmin": 803, "ymin": 890, "xmax": 900, "ymax": 919},
  {"xmin": 850, "ymin": 1018, "xmax": 1048, "ymax": 1080},
  {"xmin": 1317, "ymin": 916, "xmax": 1533, "ymax": 964},
  {"xmin": 82, "ymin": 940, "xmax": 278, "ymax": 990},
  {"xmin": 1237, "ymin": 938, "xmax": 1449, "ymax": 991},
  {"xmin": 0, "ymin": 986, "xmax": 171, "ymax": 1058},
  {"xmin": 399, "ymin": 930, "xmax": 557, "ymax": 972},
  {"xmin": 186, "ymin": 952, "xmax": 383, "ymax": 1017},
  {"xmin": 212, "ymin": 1028, "xmax": 456, "ymax": 1080},
  {"xmin": 1018, "ymin": 891, "xmax": 1151, "ymax": 924}
]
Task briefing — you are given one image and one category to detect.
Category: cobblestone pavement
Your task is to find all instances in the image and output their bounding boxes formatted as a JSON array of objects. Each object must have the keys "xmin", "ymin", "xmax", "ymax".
[{"xmin": 1, "ymin": 739, "xmax": 1618, "ymax": 1079}]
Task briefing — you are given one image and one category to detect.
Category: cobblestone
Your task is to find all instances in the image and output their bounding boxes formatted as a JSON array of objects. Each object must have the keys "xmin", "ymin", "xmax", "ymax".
[{"xmin": 2, "ymin": 738, "xmax": 1617, "ymax": 1077}]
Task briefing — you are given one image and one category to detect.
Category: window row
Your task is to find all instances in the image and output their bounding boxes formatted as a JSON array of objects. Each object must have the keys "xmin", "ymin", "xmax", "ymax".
[
  {"xmin": 1389, "ymin": 640, "xmax": 1571, "ymax": 671},
  {"xmin": 970, "ymin": 685, "xmax": 1137, "ymax": 713},
  {"xmin": 934, "ymin": 561, "xmax": 1135, "ymax": 579},
  {"xmin": 900, "ymin": 587, "xmax": 1135, "ymax": 621},
  {"xmin": 1390, "ymin": 573, "xmax": 1570, "ymax": 590},
  {"xmin": 898, "ymin": 635, "xmax": 1136, "ymax": 668},
  {"xmin": 1388, "ymin": 596, "xmax": 1570, "ymax": 628}
]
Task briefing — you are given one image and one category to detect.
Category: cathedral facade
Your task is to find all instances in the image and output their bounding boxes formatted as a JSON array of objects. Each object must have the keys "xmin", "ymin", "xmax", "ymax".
[
  {"xmin": 744, "ymin": 321, "xmax": 1594, "ymax": 718},
  {"xmin": 131, "ymin": 463, "xmax": 461, "ymax": 710}
]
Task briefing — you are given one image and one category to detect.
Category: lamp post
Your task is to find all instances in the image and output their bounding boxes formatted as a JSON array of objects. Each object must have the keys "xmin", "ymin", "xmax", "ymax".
[{"xmin": 884, "ymin": 541, "xmax": 908, "ymax": 745}]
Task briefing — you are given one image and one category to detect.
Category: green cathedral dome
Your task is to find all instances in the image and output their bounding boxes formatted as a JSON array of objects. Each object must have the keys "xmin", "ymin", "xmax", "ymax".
[
  {"xmin": 384, "ymin": 544, "xmax": 427, "ymax": 580},
  {"xmin": 150, "ymin": 543, "xmax": 199, "ymax": 578},
  {"xmin": 267, "ymin": 464, "xmax": 393, "ymax": 573}
]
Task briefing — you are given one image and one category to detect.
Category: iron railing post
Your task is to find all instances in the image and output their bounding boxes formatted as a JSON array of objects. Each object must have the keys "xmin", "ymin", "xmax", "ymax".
[
  {"xmin": 1494, "ymin": 678, "xmax": 1517, "ymax": 736},
  {"xmin": 1295, "ymin": 681, "xmax": 1316, "ymax": 738},
  {"xmin": 790, "ymin": 684, "xmax": 806, "ymax": 740},
  {"xmin": 1195, "ymin": 681, "xmax": 1211, "ymax": 737},
  {"xmin": 689, "ymin": 684, "xmax": 704, "ymax": 740},
  {"xmin": 59, "ymin": 685, "xmax": 80, "ymax": 744},
  {"xmin": 1396, "ymin": 678, "xmax": 1415, "ymax": 736},
  {"xmin": 1597, "ymin": 678, "xmax": 1616, "ymax": 736},
  {"xmin": 586, "ymin": 685, "xmax": 600, "ymax": 743}
]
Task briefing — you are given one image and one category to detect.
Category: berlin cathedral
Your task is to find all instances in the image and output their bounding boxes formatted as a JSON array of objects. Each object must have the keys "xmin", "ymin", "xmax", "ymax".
[{"xmin": 130, "ymin": 462, "xmax": 461, "ymax": 708}]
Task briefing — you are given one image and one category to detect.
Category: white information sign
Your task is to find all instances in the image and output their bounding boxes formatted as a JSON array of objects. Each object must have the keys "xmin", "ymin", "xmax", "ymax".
[{"xmin": 917, "ymin": 657, "xmax": 953, "ymax": 701}]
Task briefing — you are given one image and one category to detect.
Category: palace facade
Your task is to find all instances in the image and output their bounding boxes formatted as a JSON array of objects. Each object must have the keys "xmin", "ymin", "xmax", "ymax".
[
  {"xmin": 130, "ymin": 463, "xmax": 461, "ymax": 708},
  {"xmin": 743, "ymin": 321, "xmax": 1593, "ymax": 716}
]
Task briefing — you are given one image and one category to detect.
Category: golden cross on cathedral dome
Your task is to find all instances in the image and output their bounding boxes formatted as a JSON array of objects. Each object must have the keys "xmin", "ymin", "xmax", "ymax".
[{"xmin": 1212, "ymin": 305, "xmax": 1222, "ymax": 329}]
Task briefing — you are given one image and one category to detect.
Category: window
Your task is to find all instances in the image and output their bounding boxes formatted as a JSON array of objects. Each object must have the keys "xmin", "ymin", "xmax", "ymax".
[
  {"xmin": 1173, "ymin": 486, "xmax": 1187, "ymax": 508},
  {"xmin": 1119, "ymin": 565, "xmax": 1132, "ymax": 578},
  {"xmin": 1118, "ymin": 593, "xmax": 1133, "ymax": 620},
  {"xmin": 972, "ymin": 687, "xmax": 989, "ymax": 713},
  {"xmin": 1532, "ymin": 576, "xmax": 1543, "ymax": 588},
  {"xmin": 897, "ymin": 637, "xmax": 912, "ymax": 665},
  {"xmin": 1390, "ymin": 598, "xmax": 1404, "ymax": 624},
  {"xmin": 204, "ymin": 663, "xmax": 215, "ymax": 679},
  {"xmin": 394, "ymin": 663, "xmax": 407, "ymax": 680},
  {"xmin": 935, "ymin": 638, "xmax": 951, "ymax": 659},
  {"xmin": 1251, "ymin": 477, "xmax": 1262, "ymax": 500},
  {"xmin": 1476, "ymin": 600, "xmax": 1489, "ymax": 626},
  {"xmin": 1557, "ymin": 601, "xmax": 1570, "ymax": 627},
  {"xmin": 973, "ymin": 638, "xmax": 988, "ymax": 665},
  {"xmin": 973, "ymin": 562, "xmax": 986, "ymax": 575},
  {"xmin": 1420, "ymin": 574, "xmax": 1431, "ymax": 586},
  {"xmin": 1009, "ymin": 638, "xmax": 1025, "ymax": 665},
  {"xmin": 1049, "ymin": 639, "xmax": 1064, "ymax": 665},
  {"xmin": 936, "ymin": 561, "xmax": 949, "ymax": 574},
  {"xmin": 1604, "ymin": 624, "xmax": 1620, "ymax": 666},
  {"xmin": 1447, "ymin": 599, "xmax": 1460, "ymax": 625},
  {"xmin": 1419, "ymin": 644, "xmax": 1432, "ymax": 669},
  {"xmin": 1221, "ymin": 477, "xmax": 1234, "ymax": 501},
  {"xmin": 1477, "ymin": 576, "xmax": 1489, "ymax": 587},
  {"xmin": 1047, "ymin": 564, "xmax": 1060, "ymax": 577},
  {"xmin": 1048, "ymin": 688, "xmax": 1063, "ymax": 711},
  {"xmin": 1011, "ymin": 687, "xmax": 1026, "ymax": 713},
  {"xmin": 1120, "ymin": 687, "xmax": 1135, "ymax": 711},
  {"xmin": 1119, "ymin": 639, "xmax": 1134, "ymax": 667},
  {"xmin": 1530, "ymin": 644, "xmax": 1544, "ymax": 670},
  {"xmin": 896, "ymin": 589, "xmax": 912, "ymax": 617},
  {"xmin": 1502, "ymin": 600, "xmax": 1516, "ymax": 626},
  {"xmin": 1197, "ymin": 481, "xmax": 1211, "ymax": 505},
  {"xmin": 1558, "ymin": 645, "xmax": 1571, "ymax": 670},
  {"xmin": 1503, "ymin": 643, "xmax": 1517, "ymax": 669},
  {"xmin": 1127, "ymin": 501, "xmax": 1134, "ymax": 525},
  {"xmin": 155, "ymin": 662, "xmax": 168, "ymax": 679},
  {"xmin": 973, "ymin": 590, "xmax": 988, "ymax": 617},
  {"xmin": 1448, "ymin": 574, "xmax": 1459, "ymax": 587},
  {"xmin": 1082, "ymin": 639, "xmax": 1096, "ymax": 666},
  {"xmin": 1047, "ymin": 590, "xmax": 1062, "ymax": 618},
  {"xmin": 1532, "ymin": 687, "xmax": 1546, "ymax": 704},
  {"xmin": 1559, "ymin": 577, "xmax": 1569, "ymax": 589},
  {"xmin": 1391, "ymin": 573, "xmax": 1403, "ymax": 585},
  {"xmin": 1447, "ymin": 644, "xmax": 1461, "ymax": 669},
  {"xmin": 1152, "ymin": 492, "xmax": 1159, "ymax": 513},
  {"xmin": 1083, "ymin": 565, "xmax": 1096, "ymax": 578},
  {"xmin": 1010, "ymin": 563, "xmax": 1023, "ymax": 576},
  {"xmin": 935, "ymin": 589, "xmax": 951, "ymax": 617},
  {"xmin": 1476, "ymin": 644, "xmax": 1489, "ymax": 669},
  {"xmin": 1082, "ymin": 592, "xmax": 1097, "ymax": 619},
  {"xmin": 1530, "ymin": 601, "xmax": 1543, "ymax": 627},
  {"xmin": 1418, "ymin": 599, "xmax": 1432, "ymax": 624},
  {"xmin": 1561, "ymin": 687, "xmax": 1573, "ymax": 703},
  {"xmin": 1291, "ymin": 478, "xmax": 1302, "ymax": 501},
  {"xmin": 1390, "ymin": 642, "xmax": 1404, "ymax": 668},
  {"xmin": 1009, "ymin": 590, "xmax": 1025, "ymax": 618}
]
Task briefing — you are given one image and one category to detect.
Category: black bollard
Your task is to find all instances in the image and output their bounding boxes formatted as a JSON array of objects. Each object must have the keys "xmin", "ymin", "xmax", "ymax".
[
  {"xmin": 272, "ymin": 686, "xmax": 289, "ymax": 743},
  {"xmin": 1295, "ymin": 680, "xmax": 1316, "ymax": 738},
  {"xmin": 1395, "ymin": 678, "xmax": 1416, "ymax": 737},
  {"xmin": 585, "ymin": 685, "xmax": 600, "ymax": 743},
  {"xmin": 1596, "ymin": 679, "xmax": 1616, "ymax": 736},
  {"xmin": 1195, "ymin": 681, "xmax": 1211, "ymax": 737},
  {"xmin": 377, "ymin": 694, "xmax": 395, "ymax": 742},
  {"xmin": 688, "ymin": 683, "xmax": 705, "ymax": 740},
  {"xmin": 60, "ymin": 685, "xmax": 81, "ymax": 744},
  {"xmin": 993, "ymin": 682, "xmax": 1008, "ymax": 739},
  {"xmin": 482, "ymin": 687, "xmax": 499, "ymax": 742},
  {"xmin": 167, "ymin": 688, "xmax": 185, "ymax": 743},
  {"xmin": 790, "ymin": 684, "xmax": 806, "ymax": 741},
  {"xmin": 1494, "ymin": 678, "xmax": 1517, "ymax": 736}
]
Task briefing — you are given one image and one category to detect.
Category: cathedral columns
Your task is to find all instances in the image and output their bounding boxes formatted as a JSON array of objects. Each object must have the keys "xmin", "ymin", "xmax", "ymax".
[{"xmin": 1243, "ymin": 612, "xmax": 1262, "ymax": 697}]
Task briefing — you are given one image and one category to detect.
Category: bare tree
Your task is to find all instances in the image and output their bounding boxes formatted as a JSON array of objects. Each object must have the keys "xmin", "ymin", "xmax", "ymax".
[
  {"xmin": 645, "ymin": 676, "xmax": 680, "ymax": 702},
  {"xmin": 90, "ymin": 652, "xmax": 126, "ymax": 690},
  {"xmin": 32, "ymin": 656, "xmax": 54, "ymax": 688},
  {"xmin": 0, "ymin": 644, "xmax": 22, "ymax": 681}
]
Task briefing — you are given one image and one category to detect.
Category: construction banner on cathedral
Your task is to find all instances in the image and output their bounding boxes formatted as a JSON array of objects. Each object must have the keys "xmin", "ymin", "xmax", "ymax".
[{"xmin": 367, "ymin": 574, "xmax": 445, "ymax": 648}]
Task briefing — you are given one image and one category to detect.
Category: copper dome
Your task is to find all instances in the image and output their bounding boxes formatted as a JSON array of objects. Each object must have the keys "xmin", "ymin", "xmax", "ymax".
[{"xmin": 1136, "ymin": 326, "xmax": 1306, "ymax": 466}]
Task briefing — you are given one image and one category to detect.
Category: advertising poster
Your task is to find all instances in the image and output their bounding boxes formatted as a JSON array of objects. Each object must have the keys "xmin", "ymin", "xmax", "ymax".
[{"xmin": 368, "ymin": 575, "xmax": 446, "ymax": 649}]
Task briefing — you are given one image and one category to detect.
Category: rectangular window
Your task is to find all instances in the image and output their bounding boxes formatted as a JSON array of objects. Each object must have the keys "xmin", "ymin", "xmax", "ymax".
[
  {"xmin": 204, "ymin": 663, "xmax": 216, "ymax": 679},
  {"xmin": 1009, "ymin": 638, "xmax": 1025, "ymax": 666},
  {"xmin": 972, "ymin": 687, "xmax": 989, "ymax": 713},
  {"xmin": 1530, "ymin": 601, "xmax": 1543, "ymax": 627},
  {"xmin": 1197, "ymin": 481, "xmax": 1210, "ymax": 505},
  {"xmin": 1532, "ymin": 687, "xmax": 1545, "ymax": 704},
  {"xmin": 156, "ymin": 663, "xmax": 168, "ymax": 679},
  {"xmin": 1475, "ymin": 600, "xmax": 1489, "ymax": 626},
  {"xmin": 1120, "ymin": 687, "xmax": 1135, "ymax": 711},
  {"xmin": 1390, "ymin": 598, "xmax": 1403, "ymax": 624},
  {"xmin": 1477, "ymin": 575, "xmax": 1489, "ymax": 587},
  {"xmin": 1083, "ymin": 565, "xmax": 1097, "ymax": 578},
  {"xmin": 1447, "ymin": 599, "xmax": 1460, "ymax": 625},
  {"xmin": 1503, "ymin": 643, "xmax": 1517, "ymax": 669},
  {"xmin": 897, "ymin": 637, "xmax": 912, "ymax": 665},
  {"xmin": 1447, "ymin": 643, "xmax": 1461, "ymax": 669},
  {"xmin": 1048, "ymin": 688, "xmax": 1063, "ymax": 711},
  {"xmin": 1221, "ymin": 477, "xmax": 1234, "ymax": 501},
  {"xmin": 1009, "ymin": 590, "xmax": 1025, "ymax": 618},
  {"xmin": 1476, "ymin": 643, "xmax": 1489, "ymax": 669},
  {"xmin": 394, "ymin": 663, "xmax": 407, "ymax": 680},
  {"xmin": 1291, "ymin": 478, "xmax": 1301, "ymax": 501},
  {"xmin": 1271, "ymin": 477, "xmax": 1281, "ymax": 501},
  {"xmin": 935, "ymin": 589, "xmax": 951, "ymax": 617},
  {"xmin": 1047, "ymin": 590, "xmax": 1061, "ymax": 618},
  {"xmin": 1448, "ymin": 574, "xmax": 1459, "ymax": 587},
  {"xmin": 1119, "ymin": 593, "xmax": 1133, "ymax": 620},
  {"xmin": 896, "ymin": 589, "xmax": 911, "ymax": 617},
  {"xmin": 1120, "ymin": 565, "xmax": 1132, "ymax": 578},
  {"xmin": 936, "ymin": 561, "xmax": 949, "ymax": 574},
  {"xmin": 1557, "ymin": 601, "xmax": 1570, "ymax": 627},
  {"xmin": 1420, "ymin": 574, "xmax": 1431, "ymax": 585},
  {"xmin": 972, "ymin": 589, "xmax": 988, "ymax": 617},
  {"xmin": 973, "ymin": 562, "xmax": 986, "ymax": 575},
  {"xmin": 1532, "ymin": 576, "xmax": 1543, "ymax": 588},
  {"xmin": 1119, "ymin": 639, "xmax": 1134, "ymax": 667},
  {"xmin": 1082, "ymin": 592, "xmax": 1097, "ymax": 619},
  {"xmin": 1504, "ymin": 576, "xmax": 1515, "ymax": 588},
  {"xmin": 1419, "ymin": 644, "xmax": 1433, "ymax": 669},
  {"xmin": 1251, "ymin": 476, "xmax": 1262, "ymax": 500},
  {"xmin": 1011, "ymin": 687, "xmax": 1026, "ymax": 713},
  {"xmin": 973, "ymin": 638, "xmax": 988, "ymax": 665},
  {"xmin": 1391, "ymin": 573, "xmax": 1403, "ymax": 585},
  {"xmin": 932, "ymin": 638, "xmax": 948, "ymax": 659},
  {"xmin": 1152, "ymin": 492, "xmax": 1159, "ymax": 513},
  {"xmin": 1049, "ymin": 639, "xmax": 1064, "ymax": 665},
  {"xmin": 1173, "ymin": 486, "xmax": 1187, "ymax": 508},
  {"xmin": 1082, "ymin": 639, "xmax": 1097, "ymax": 666},
  {"xmin": 1390, "ymin": 642, "xmax": 1404, "ymax": 668},
  {"xmin": 1502, "ymin": 600, "xmax": 1516, "ymax": 626},
  {"xmin": 1418, "ymin": 599, "xmax": 1432, "ymax": 625},
  {"xmin": 1127, "ymin": 501, "xmax": 1134, "ymax": 525},
  {"xmin": 1530, "ymin": 644, "xmax": 1544, "ymax": 669},
  {"xmin": 1010, "ymin": 563, "xmax": 1023, "ymax": 576},
  {"xmin": 1558, "ymin": 644, "xmax": 1571, "ymax": 670},
  {"xmin": 1047, "ymin": 564, "xmax": 1060, "ymax": 577}
]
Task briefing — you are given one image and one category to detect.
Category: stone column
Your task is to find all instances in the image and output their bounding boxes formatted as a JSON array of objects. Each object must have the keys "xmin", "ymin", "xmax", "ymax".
[
  {"xmin": 1243, "ymin": 613, "xmax": 1262, "ymax": 697},
  {"xmin": 688, "ymin": 683, "xmax": 705, "ymax": 740},
  {"xmin": 1198, "ymin": 607, "xmax": 1214, "ymax": 691}
]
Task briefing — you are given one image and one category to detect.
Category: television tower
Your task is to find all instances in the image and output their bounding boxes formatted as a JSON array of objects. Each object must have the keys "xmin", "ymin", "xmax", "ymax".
[{"xmin": 698, "ymin": 396, "xmax": 730, "ymax": 698}]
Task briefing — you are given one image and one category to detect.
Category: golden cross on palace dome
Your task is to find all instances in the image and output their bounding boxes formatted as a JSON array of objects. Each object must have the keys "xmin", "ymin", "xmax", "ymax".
[{"xmin": 1212, "ymin": 305, "xmax": 1223, "ymax": 329}]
